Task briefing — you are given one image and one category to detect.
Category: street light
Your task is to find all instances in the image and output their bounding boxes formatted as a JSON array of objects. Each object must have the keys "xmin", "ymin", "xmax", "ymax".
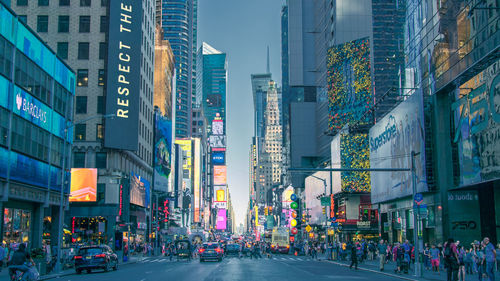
[{"xmin": 56, "ymin": 113, "xmax": 115, "ymax": 273}]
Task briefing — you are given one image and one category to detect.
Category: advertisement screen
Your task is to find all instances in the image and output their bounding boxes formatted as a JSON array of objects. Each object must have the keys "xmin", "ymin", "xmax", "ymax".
[
  {"xmin": 104, "ymin": 0, "xmax": 143, "ymax": 150},
  {"xmin": 211, "ymin": 151, "xmax": 225, "ymax": 165},
  {"xmin": 212, "ymin": 119, "xmax": 223, "ymax": 135},
  {"xmin": 213, "ymin": 185, "xmax": 227, "ymax": 209},
  {"xmin": 70, "ymin": 168, "xmax": 97, "ymax": 202},
  {"xmin": 213, "ymin": 165, "xmax": 227, "ymax": 185},
  {"xmin": 216, "ymin": 209, "xmax": 227, "ymax": 230},
  {"xmin": 328, "ymin": 37, "xmax": 372, "ymax": 132},
  {"xmin": 193, "ymin": 138, "xmax": 201, "ymax": 223},
  {"xmin": 370, "ymin": 91, "xmax": 427, "ymax": 203},
  {"xmin": 154, "ymin": 113, "xmax": 172, "ymax": 192},
  {"xmin": 130, "ymin": 172, "xmax": 150, "ymax": 207},
  {"xmin": 209, "ymin": 135, "xmax": 226, "ymax": 148}
]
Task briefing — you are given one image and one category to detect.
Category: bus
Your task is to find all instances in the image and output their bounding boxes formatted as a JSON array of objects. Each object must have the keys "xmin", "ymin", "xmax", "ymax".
[{"xmin": 271, "ymin": 227, "xmax": 290, "ymax": 254}]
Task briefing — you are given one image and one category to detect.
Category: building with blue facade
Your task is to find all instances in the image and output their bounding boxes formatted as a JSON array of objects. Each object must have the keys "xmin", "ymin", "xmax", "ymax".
[
  {"xmin": 0, "ymin": 3, "xmax": 75, "ymax": 250},
  {"xmin": 160, "ymin": 0, "xmax": 197, "ymax": 138}
]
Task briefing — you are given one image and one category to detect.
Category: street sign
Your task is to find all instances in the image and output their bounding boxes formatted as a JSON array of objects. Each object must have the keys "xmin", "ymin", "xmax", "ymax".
[
  {"xmin": 305, "ymin": 225, "xmax": 312, "ymax": 233},
  {"xmin": 330, "ymin": 217, "xmax": 337, "ymax": 222},
  {"xmin": 320, "ymin": 197, "xmax": 330, "ymax": 206},
  {"xmin": 414, "ymin": 193, "xmax": 423, "ymax": 205}
]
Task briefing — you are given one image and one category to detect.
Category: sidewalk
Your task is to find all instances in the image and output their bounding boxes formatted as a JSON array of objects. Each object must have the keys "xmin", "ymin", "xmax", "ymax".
[
  {"xmin": 322, "ymin": 254, "xmax": 500, "ymax": 281},
  {"xmin": 0, "ymin": 255, "xmax": 148, "ymax": 281}
]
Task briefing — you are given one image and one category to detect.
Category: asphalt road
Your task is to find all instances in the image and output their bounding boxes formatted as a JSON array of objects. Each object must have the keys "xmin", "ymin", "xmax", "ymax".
[{"xmin": 51, "ymin": 255, "xmax": 407, "ymax": 281}]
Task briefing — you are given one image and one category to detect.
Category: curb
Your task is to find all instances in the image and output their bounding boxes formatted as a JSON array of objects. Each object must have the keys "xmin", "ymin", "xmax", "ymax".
[
  {"xmin": 324, "ymin": 260, "xmax": 418, "ymax": 281},
  {"xmin": 40, "ymin": 257, "xmax": 145, "ymax": 280}
]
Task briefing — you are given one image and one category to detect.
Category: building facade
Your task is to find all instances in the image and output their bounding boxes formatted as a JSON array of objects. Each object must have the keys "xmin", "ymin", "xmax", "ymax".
[{"xmin": 0, "ymin": 3, "xmax": 75, "ymax": 249}]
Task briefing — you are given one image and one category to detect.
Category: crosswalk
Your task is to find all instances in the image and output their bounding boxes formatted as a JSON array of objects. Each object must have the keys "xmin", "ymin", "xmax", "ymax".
[{"xmin": 136, "ymin": 256, "xmax": 314, "ymax": 264}]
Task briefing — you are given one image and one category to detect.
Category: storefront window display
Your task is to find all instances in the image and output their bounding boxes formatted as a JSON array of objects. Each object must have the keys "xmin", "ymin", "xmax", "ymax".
[
  {"xmin": 71, "ymin": 217, "xmax": 107, "ymax": 245},
  {"xmin": 3, "ymin": 208, "xmax": 31, "ymax": 246}
]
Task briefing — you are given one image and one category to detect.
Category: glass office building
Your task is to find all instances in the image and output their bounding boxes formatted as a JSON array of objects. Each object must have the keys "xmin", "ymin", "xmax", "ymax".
[{"xmin": 0, "ymin": 3, "xmax": 75, "ymax": 249}]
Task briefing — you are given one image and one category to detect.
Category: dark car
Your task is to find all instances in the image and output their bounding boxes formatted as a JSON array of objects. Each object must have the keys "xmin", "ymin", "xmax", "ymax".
[
  {"xmin": 74, "ymin": 245, "xmax": 118, "ymax": 274},
  {"xmin": 199, "ymin": 243, "xmax": 223, "ymax": 262},
  {"xmin": 225, "ymin": 243, "xmax": 241, "ymax": 257}
]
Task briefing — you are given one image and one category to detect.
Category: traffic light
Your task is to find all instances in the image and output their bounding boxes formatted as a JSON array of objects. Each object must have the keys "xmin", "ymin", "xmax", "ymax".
[
  {"xmin": 322, "ymin": 207, "xmax": 326, "ymax": 215},
  {"xmin": 264, "ymin": 207, "xmax": 268, "ymax": 216},
  {"xmin": 290, "ymin": 192, "xmax": 301, "ymax": 230}
]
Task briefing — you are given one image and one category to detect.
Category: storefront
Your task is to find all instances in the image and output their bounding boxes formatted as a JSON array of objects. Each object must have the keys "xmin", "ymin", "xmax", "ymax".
[
  {"xmin": 3, "ymin": 207, "xmax": 31, "ymax": 245},
  {"xmin": 70, "ymin": 216, "xmax": 108, "ymax": 245}
]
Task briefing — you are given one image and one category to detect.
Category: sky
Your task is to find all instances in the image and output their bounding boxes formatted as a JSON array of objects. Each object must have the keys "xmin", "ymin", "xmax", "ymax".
[{"xmin": 198, "ymin": 0, "xmax": 284, "ymax": 228}]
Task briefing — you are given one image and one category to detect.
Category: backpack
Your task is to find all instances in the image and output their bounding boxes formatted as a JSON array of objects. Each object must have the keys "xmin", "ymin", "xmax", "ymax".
[{"xmin": 444, "ymin": 246, "xmax": 453, "ymax": 259}]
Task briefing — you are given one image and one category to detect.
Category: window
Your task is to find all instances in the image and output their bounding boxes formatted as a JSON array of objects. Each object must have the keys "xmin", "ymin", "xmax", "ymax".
[
  {"xmin": 37, "ymin": 15, "xmax": 48, "ymax": 33},
  {"xmin": 53, "ymin": 83, "xmax": 70, "ymax": 117},
  {"xmin": 59, "ymin": 0, "xmax": 70, "ymax": 6},
  {"xmin": 58, "ymin": 15, "xmax": 69, "ymax": 33},
  {"xmin": 98, "ymin": 42, "xmax": 106, "ymax": 60},
  {"xmin": 56, "ymin": 42, "xmax": 68, "ymax": 59},
  {"xmin": 95, "ymin": 152, "xmax": 107, "ymax": 168},
  {"xmin": 18, "ymin": 15, "xmax": 27, "ymax": 23},
  {"xmin": 97, "ymin": 183, "xmax": 105, "ymax": 203},
  {"xmin": 98, "ymin": 69, "xmax": 105, "ymax": 86},
  {"xmin": 80, "ymin": 0, "xmax": 90, "ymax": 6},
  {"xmin": 74, "ymin": 124, "xmax": 86, "ymax": 140},
  {"xmin": 77, "ymin": 42, "xmax": 89, "ymax": 60},
  {"xmin": 0, "ymin": 37, "xmax": 13, "ymax": 78},
  {"xmin": 38, "ymin": 0, "xmax": 49, "ymax": 6},
  {"xmin": 97, "ymin": 96, "xmax": 105, "ymax": 114},
  {"xmin": 17, "ymin": 0, "xmax": 28, "ymax": 6},
  {"xmin": 96, "ymin": 124, "xmax": 103, "ymax": 140},
  {"xmin": 79, "ymin": 16, "xmax": 90, "ymax": 33},
  {"xmin": 77, "ymin": 69, "xmax": 88, "ymax": 87},
  {"xmin": 0, "ymin": 107, "xmax": 9, "ymax": 147},
  {"xmin": 73, "ymin": 152, "xmax": 85, "ymax": 168},
  {"xmin": 14, "ymin": 51, "xmax": 52, "ymax": 105},
  {"xmin": 11, "ymin": 116, "xmax": 49, "ymax": 162},
  {"xmin": 100, "ymin": 0, "xmax": 107, "ymax": 6},
  {"xmin": 75, "ymin": 96, "xmax": 87, "ymax": 114},
  {"xmin": 100, "ymin": 16, "xmax": 107, "ymax": 33}
]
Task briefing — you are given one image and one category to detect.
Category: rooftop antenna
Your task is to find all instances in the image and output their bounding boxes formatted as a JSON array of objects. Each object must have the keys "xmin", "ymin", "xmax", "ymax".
[{"xmin": 266, "ymin": 46, "xmax": 270, "ymax": 74}]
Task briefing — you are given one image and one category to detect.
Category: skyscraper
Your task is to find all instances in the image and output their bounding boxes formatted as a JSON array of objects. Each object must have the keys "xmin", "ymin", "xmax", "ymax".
[
  {"xmin": 159, "ymin": 0, "xmax": 197, "ymax": 138},
  {"xmin": 196, "ymin": 42, "xmax": 227, "ymax": 134}
]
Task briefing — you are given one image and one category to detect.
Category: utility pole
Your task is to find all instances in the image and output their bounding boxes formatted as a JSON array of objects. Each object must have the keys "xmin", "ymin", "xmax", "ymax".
[{"xmin": 411, "ymin": 150, "xmax": 422, "ymax": 277}]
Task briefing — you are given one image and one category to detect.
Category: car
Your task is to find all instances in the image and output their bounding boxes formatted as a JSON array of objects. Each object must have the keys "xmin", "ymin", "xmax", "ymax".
[
  {"xmin": 225, "ymin": 243, "xmax": 241, "ymax": 257},
  {"xmin": 199, "ymin": 243, "xmax": 223, "ymax": 262},
  {"xmin": 74, "ymin": 245, "xmax": 118, "ymax": 274}
]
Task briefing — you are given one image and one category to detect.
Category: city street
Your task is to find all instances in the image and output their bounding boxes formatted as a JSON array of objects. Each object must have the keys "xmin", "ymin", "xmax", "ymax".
[{"xmin": 36, "ymin": 256, "xmax": 404, "ymax": 281}]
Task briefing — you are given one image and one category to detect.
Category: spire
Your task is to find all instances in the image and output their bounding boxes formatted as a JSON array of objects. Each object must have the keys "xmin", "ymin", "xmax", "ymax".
[{"xmin": 266, "ymin": 46, "xmax": 270, "ymax": 74}]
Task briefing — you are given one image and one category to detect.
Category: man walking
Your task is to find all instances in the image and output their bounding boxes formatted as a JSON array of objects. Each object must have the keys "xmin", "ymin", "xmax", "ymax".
[
  {"xmin": 350, "ymin": 243, "xmax": 358, "ymax": 270},
  {"xmin": 444, "ymin": 238, "xmax": 459, "ymax": 281},
  {"xmin": 378, "ymin": 239, "xmax": 387, "ymax": 271},
  {"xmin": 483, "ymin": 237, "xmax": 496, "ymax": 281}
]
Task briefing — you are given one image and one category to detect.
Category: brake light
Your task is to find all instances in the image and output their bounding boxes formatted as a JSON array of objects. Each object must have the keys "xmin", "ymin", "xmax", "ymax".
[
  {"xmin": 199, "ymin": 248, "xmax": 205, "ymax": 254},
  {"xmin": 286, "ymin": 245, "xmax": 290, "ymax": 248},
  {"xmin": 74, "ymin": 256, "xmax": 82, "ymax": 260},
  {"xmin": 271, "ymin": 244, "xmax": 275, "ymax": 248},
  {"xmin": 95, "ymin": 254, "xmax": 106, "ymax": 258},
  {"xmin": 215, "ymin": 248, "xmax": 221, "ymax": 253}
]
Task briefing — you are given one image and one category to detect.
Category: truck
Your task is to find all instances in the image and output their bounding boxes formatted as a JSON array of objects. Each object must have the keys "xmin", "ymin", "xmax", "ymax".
[{"xmin": 271, "ymin": 227, "xmax": 290, "ymax": 254}]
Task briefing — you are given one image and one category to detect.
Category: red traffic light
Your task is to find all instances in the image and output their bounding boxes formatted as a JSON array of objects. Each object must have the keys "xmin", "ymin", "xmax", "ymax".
[
  {"xmin": 290, "ymin": 236, "xmax": 295, "ymax": 242},
  {"xmin": 291, "ymin": 227, "xmax": 298, "ymax": 235}
]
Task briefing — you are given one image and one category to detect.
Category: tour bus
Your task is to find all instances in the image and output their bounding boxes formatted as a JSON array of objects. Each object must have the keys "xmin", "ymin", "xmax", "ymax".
[{"xmin": 271, "ymin": 227, "xmax": 290, "ymax": 254}]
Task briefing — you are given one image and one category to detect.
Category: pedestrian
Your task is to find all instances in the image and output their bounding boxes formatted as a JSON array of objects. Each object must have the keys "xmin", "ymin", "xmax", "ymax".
[
  {"xmin": 483, "ymin": 237, "xmax": 496, "ymax": 281},
  {"xmin": 457, "ymin": 245, "xmax": 466, "ymax": 281},
  {"xmin": 430, "ymin": 244, "xmax": 441, "ymax": 273},
  {"xmin": 464, "ymin": 248, "xmax": 473, "ymax": 275},
  {"xmin": 350, "ymin": 243, "xmax": 358, "ymax": 270},
  {"xmin": 395, "ymin": 243, "xmax": 404, "ymax": 274},
  {"xmin": 378, "ymin": 239, "xmax": 387, "ymax": 271},
  {"xmin": 496, "ymin": 244, "xmax": 500, "ymax": 272},
  {"xmin": 444, "ymin": 238, "xmax": 459, "ymax": 281},
  {"xmin": 0, "ymin": 243, "xmax": 4, "ymax": 272},
  {"xmin": 473, "ymin": 243, "xmax": 485, "ymax": 281},
  {"xmin": 424, "ymin": 244, "xmax": 431, "ymax": 270}
]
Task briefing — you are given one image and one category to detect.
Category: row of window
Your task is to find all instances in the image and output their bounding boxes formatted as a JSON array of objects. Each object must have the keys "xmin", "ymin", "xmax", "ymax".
[
  {"xmin": 74, "ymin": 123, "xmax": 104, "ymax": 141},
  {"xmin": 75, "ymin": 95, "xmax": 105, "ymax": 114},
  {"xmin": 73, "ymin": 151, "xmax": 107, "ymax": 169},
  {"xmin": 34, "ymin": 15, "xmax": 106, "ymax": 34},
  {"xmin": 76, "ymin": 69, "xmax": 105, "ymax": 87},
  {"xmin": 17, "ymin": 0, "xmax": 107, "ymax": 7},
  {"xmin": 57, "ymin": 41, "xmax": 106, "ymax": 61}
]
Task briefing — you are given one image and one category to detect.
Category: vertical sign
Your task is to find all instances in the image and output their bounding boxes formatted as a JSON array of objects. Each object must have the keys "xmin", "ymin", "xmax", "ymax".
[{"xmin": 104, "ymin": 0, "xmax": 143, "ymax": 150}]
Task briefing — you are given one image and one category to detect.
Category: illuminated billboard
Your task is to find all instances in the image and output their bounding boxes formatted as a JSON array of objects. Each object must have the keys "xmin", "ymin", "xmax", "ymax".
[
  {"xmin": 213, "ymin": 185, "xmax": 227, "ymax": 209},
  {"xmin": 213, "ymin": 165, "xmax": 227, "ymax": 185},
  {"xmin": 130, "ymin": 172, "xmax": 150, "ymax": 207},
  {"xmin": 154, "ymin": 113, "xmax": 172, "ymax": 192},
  {"xmin": 209, "ymin": 135, "xmax": 226, "ymax": 148},
  {"xmin": 216, "ymin": 209, "xmax": 227, "ymax": 230},
  {"xmin": 174, "ymin": 139, "xmax": 192, "ymax": 187},
  {"xmin": 69, "ymin": 168, "xmax": 97, "ymax": 202},
  {"xmin": 212, "ymin": 119, "xmax": 224, "ymax": 135},
  {"xmin": 327, "ymin": 37, "xmax": 373, "ymax": 131},
  {"xmin": 211, "ymin": 151, "xmax": 225, "ymax": 165},
  {"xmin": 193, "ymin": 138, "xmax": 201, "ymax": 223}
]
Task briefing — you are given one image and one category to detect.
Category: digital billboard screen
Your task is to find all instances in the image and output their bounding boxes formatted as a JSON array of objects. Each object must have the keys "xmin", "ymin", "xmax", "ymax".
[
  {"xmin": 104, "ymin": 0, "xmax": 143, "ymax": 150},
  {"xmin": 70, "ymin": 168, "xmax": 97, "ymax": 202},
  {"xmin": 154, "ymin": 113, "xmax": 172, "ymax": 192},
  {"xmin": 130, "ymin": 172, "xmax": 150, "ymax": 207},
  {"xmin": 216, "ymin": 209, "xmax": 227, "ymax": 230},
  {"xmin": 213, "ymin": 165, "xmax": 227, "ymax": 185},
  {"xmin": 211, "ymin": 151, "xmax": 225, "ymax": 165},
  {"xmin": 209, "ymin": 135, "xmax": 226, "ymax": 148},
  {"xmin": 212, "ymin": 119, "xmax": 223, "ymax": 135}
]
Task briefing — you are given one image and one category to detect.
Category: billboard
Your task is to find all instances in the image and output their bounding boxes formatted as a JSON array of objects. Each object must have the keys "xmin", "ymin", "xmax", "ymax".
[
  {"xmin": 104, "ymin": 0, "xmax": 143, "ymax": 150},
  {"xmin": 216, "ymin": 209, "xmax": 227, "ymax": 230},
  {"xmin": 130, "ymin": 172, "xmax": 150, "ymax": 207},
  {"xmin": 209, "ymin": 135, "xmax": 226, "ymax": 148},
  {"xmin": 213, "ymin": 165, "xmax": 227, "ymax": 185},
  {"xmin": 213, "ymin": 185, "xmax": 227, "ymax": 209},
  {"xmin": 193, "ymin": 138, "xmax": 201, "ymax": 223},
  {"xmin": 341, "ymin": 133, "xmax": 370, "ymax": 192},
  {"xmin": 69, "ymin": 168, "xmax": 97, "ymax": 202},
  {"xmin": 281, "ymin": 185, "xmax": 294, "ymax": 208},
  {"xmin": 212, "ymin": 119, "xmax": 223, "ymax": 135},
  {"xmin": 154, "ymin": 113, "xmax": 172, "ymax": 192},
  {"xmin": 175, "ymin": 139, "xmax": 192, "ymax": 185},
  {"xmin": 211, "ymin": 151, "xmax": 225, "ymax": 165},
  {"xmin": 452, "ymin": 61, "xmax": 500, "ymax": 186},
  {"xmin": 369, "ymin": 91, "xmax": 427, "ymax": 203},
  {"xmin": 328, "ymin": 37, "xmax": 372, "ymax": 131}
]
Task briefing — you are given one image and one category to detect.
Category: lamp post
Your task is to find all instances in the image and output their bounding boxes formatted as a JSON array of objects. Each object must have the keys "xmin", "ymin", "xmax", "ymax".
[
  {"xmin": 55, "ymin": 114, "xmax": 115, "ymax": 273},
  {"xmin": 309, "ymin": 175, "xmax": 328, "ymax": 243}
]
